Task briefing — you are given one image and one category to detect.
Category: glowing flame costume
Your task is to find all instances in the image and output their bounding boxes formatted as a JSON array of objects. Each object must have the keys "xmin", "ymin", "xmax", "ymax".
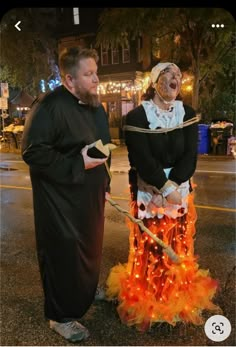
[{"xmin": 106, "ymin": 99, "xmax": 219, "ymax": 331}]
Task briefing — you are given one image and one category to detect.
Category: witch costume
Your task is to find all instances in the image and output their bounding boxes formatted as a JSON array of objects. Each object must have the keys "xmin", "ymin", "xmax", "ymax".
[
  {"xmin": 22, "ymin": 85, "xmax": 110, "ymax": 322},
  {"xmin": 105, "ymin": 98, "xmax": 219, "ymax": 331}
]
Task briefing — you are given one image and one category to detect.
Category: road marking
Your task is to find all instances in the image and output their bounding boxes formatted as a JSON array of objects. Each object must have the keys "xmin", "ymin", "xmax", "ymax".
[
  {"xmin": 196, "ymin": 170, "xmax": 235, "ymax": 175},
  {"xmin": 0, "ymin": 184, "xmax": 32, "ymax": 190},
  {"xmin": 0, "ymin": 161, "xmax": 235, "ymax": 175},
  {"xmin": 0, "ymin": 185, "xmax": 235, "ymax": 213},
  {"xmin": 194, "ymin": 204, "xmax": 236, "ymax": 212},
  {"xmin": 110, "ymin": 196, "xmax": 236, "ymax": 212},
  {"xmin": 0, "ymin": 160, "xmax": 23, "ymax": 163}
]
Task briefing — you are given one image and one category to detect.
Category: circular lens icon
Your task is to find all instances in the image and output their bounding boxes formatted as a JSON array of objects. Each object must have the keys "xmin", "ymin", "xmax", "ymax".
[{"xmin": 204, "ymin": 315, "xmax": 231, "ymax": 342}]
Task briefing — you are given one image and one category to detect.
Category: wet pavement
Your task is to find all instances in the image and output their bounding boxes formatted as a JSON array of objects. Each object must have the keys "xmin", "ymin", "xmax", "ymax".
[
  {"xmin": 0, "ymin": 147, "xmax": 235, "ymax": 346},
  {"xmin": 1, "ymin": 145, "xmax": 236, "ymax": 173}
]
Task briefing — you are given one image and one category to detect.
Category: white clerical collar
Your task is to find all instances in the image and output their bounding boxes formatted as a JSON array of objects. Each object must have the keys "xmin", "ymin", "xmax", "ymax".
[{"xmin": 78, "ymin": 100, "xmax": 87, "ymax": 105}]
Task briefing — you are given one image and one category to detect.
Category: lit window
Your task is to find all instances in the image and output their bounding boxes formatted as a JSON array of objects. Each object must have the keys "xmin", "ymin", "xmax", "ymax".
[
  {"xmin": 152, "ymin": 37, "xmax": 160, "ymax": 59},
  {"xmin": 73, "ymin": 8, "xmax": 79, "ymax": 25},
  {"xmin": 101, "ymin": 45, "xmax": 109, "ymax": 65},
  {"xmin": 122, "ymin": 46, "xmax": 130, "ymax": 63},
  {"xmin": 137, "ymin": 37, "xmax": 142, "ymax": 62},
  {"xmin": 111, "ymin": 48, "xmax": 119, "ymax": 64}
]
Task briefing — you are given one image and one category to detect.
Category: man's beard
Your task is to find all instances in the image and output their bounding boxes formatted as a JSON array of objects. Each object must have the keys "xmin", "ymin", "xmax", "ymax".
[{"xmin": 79, "ymin": 91, "xmax": 100, "ymax": 108}]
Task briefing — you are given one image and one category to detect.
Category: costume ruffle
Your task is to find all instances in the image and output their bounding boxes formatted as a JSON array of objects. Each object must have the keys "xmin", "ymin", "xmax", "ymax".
[
  {"xmin": 141, "ymin": 100, "xmax": 185, "ymax": 130},
  {"xmin": 137, "ymin": 170, "xmax": 190, "ymax": 219},
  {"xmin": 106, "ymin": 195, "xmax": 219, "ymax": 332}
]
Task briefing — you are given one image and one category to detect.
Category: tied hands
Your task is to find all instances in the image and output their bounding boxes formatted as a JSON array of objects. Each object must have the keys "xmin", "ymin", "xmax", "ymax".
[
  {"xmin": 148, "ymin": 190, "xmax": 182, "ymax": 210},
  {"xmin": 166, "ymin": 190, "xmax": 182, "ymax": 205},
  {"xmin": 81, "ymin": 145, "xmax": 107, "ymax": 170}
]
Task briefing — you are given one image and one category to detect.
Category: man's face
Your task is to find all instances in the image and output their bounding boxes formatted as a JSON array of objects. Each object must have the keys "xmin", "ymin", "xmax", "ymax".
[
  {"xmin": 155, "ymin": 65, "xmax": 182, "ymax": 101},
  {"xmin": 70, "ymin": 57, "xmax": 100, "ymax": 107}
]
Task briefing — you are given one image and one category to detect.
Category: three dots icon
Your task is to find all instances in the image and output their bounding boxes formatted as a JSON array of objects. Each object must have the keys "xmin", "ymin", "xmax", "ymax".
[{"xmin": 212, "ymin": 24, "xmax": 225, "ymax": 28}]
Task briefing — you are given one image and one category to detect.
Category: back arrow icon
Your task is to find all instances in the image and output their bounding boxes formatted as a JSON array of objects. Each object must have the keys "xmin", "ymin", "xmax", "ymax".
[{"xmin": 15, "ymin": 21, "xmax": 21, "ymax": 31}]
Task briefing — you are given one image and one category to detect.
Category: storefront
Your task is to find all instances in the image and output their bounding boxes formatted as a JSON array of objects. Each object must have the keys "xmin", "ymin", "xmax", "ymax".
[{"xmin": 98, "ymin": 74, "xmax": 150, "ymax": 140}]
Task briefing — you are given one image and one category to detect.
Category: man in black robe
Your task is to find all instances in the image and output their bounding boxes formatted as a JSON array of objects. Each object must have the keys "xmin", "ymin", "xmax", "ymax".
[{"xmin": 21, "ymin": 47, "xmax": 111, "ymax": 342}]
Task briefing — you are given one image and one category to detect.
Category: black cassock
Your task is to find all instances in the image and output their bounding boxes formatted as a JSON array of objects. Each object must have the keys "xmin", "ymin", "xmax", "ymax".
[{"xmin": 22, "ymin": 86, "xmax": 111, "ymax": 322}]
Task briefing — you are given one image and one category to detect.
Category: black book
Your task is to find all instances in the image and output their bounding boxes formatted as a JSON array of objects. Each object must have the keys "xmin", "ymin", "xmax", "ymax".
[{"xmin": 87, "ymin": 139, "xmax": 116, "ymax": 158}]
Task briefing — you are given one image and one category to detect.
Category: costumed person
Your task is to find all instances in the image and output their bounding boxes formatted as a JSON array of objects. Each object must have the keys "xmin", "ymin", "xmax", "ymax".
[
  {"xmin": 106, "ymin": 62, "xmax": 219, "ymax": 331},
  {"xmin": 21, "ymin": 47, "xmax": 112, "ymax": 343}
]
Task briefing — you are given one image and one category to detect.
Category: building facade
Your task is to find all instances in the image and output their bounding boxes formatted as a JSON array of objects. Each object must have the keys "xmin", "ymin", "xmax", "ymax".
[{"xmin": 56, "ymin": 8, "xmax": 153, "ymax": 139}]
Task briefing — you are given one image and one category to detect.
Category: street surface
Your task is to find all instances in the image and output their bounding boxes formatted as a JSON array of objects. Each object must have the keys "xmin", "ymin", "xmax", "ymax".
[{"xmin": 0, "ymin": 148, "xmax": 235, "ymax": 346}]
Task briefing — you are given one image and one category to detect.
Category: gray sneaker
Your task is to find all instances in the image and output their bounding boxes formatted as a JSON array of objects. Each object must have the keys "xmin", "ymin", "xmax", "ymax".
[
  {"xmin": 49, "ymin": 320, "xmax": 90, "ymax": 342},
  {"xmin": 94, "ymin": 286, "xmax": 106, "ymax": 301}
]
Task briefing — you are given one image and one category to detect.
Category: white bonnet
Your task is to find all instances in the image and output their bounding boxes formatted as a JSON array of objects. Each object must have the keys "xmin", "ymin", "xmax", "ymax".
[{"xmin": 150, "ymin": 62, "xmax": 180, "ymax": 84}]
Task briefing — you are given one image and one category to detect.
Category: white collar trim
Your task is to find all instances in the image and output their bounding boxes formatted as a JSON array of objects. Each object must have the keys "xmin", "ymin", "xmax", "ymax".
[{"xmin": 142, "ymin": 100, "xmax": 185, "ymax": 130}]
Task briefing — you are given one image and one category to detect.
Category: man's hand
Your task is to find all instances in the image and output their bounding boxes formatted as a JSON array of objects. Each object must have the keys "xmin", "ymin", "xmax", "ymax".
[
  {"xmin": 166, "ymin": 190, "xmax": 182, "ymax": 205},
  {"xmin": 105, "ymin": 192, "xmax": 111, "ymax": 202},
  {"xmin": 81, "ymin": 145, "xmax": 107, "ymax": 170}
]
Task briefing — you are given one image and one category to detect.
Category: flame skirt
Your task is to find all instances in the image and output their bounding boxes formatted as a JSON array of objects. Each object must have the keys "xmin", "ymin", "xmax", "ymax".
[{"xmin": 106, "ymin": 194, "xmax": 219, "ymax": 331}]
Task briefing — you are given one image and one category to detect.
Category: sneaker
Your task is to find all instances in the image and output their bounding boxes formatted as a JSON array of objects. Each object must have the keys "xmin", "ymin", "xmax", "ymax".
[
  {"xmin": 94, "ymin": 286, "xmax": 106, "ymax": 301},
  {"xmin": 49, "ymin": 320, "xmax": 90, "ymax": 342}
]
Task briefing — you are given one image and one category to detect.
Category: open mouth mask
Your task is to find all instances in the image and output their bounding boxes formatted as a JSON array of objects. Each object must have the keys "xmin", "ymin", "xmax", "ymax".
[
  {"xmin": 150, "ymin": 62, "xmax": 180, "ymax": 84},
  {"xmin": 150, "ymin": 62, "xmax": 181, "ymax": 105}
]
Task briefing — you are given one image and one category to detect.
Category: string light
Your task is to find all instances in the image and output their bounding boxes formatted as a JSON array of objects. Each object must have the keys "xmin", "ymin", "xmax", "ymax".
[
  {"xmin": 16, "ymin": 107, "xmax": 30, "ymax": 111},
  {"xmin": 112, "ymin": 198, "xmax": 216, "ymax": 330},
  {"xmin": 97, "ymin": 80, "xmax": 144, "ymax": 95}
]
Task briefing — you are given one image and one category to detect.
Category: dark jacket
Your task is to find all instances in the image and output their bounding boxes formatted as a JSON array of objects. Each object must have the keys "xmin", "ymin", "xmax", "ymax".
[{"xmin": 125, "ymin": 103, "xmax": 198, "ymax": 190}]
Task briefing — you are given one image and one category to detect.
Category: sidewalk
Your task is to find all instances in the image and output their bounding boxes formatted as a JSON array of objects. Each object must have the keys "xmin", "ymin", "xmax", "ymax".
[
  {"xmin": 111, "ymin": 145, "xmax": 235, "ymax": 174},
  {"xmin": 1, "ymin": 144, "xmax": 235, "ymax": 174}
]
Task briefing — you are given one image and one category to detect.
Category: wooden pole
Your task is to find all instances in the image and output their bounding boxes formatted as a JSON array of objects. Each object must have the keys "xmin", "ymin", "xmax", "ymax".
[{"xmin": 106, "ymin": 196, "xmax": 180, "ymax": 263}]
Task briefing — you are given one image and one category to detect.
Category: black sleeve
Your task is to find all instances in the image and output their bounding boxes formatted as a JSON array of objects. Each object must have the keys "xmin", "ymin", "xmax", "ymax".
[
  {"xmin": 95, "ymin": 104, "xmax": 111, "ymax": 145},
  {"xmin": 106, "ymin": 151, "xmax": 112, "ymax": 193},
  {"xmin": 21, "ymin": 103, "xmax": 85, "ymax": 185},
  {"xmin": 125, "ymin": 106, "xmax": 168, "ymax": 189},
  {"xmin": 96, "ymin": 105, "xmax": 112, "ymax": 192},
  {"xmin": 169, "ymin": 105, "xmax": 198, "ymax": 184}
]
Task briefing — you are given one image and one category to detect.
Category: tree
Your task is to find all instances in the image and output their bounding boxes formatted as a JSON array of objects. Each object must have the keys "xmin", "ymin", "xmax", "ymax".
[
  {"xmin": 0, "ymin": 8, "xmax": 58, "ymax": 96},
  {"xmin": 199, "ymin": 55, "xmax": 235, "ymax": 123},
  {"xmin": 96, "ymin": 8, "xmax": 235, "ymax": 110}
]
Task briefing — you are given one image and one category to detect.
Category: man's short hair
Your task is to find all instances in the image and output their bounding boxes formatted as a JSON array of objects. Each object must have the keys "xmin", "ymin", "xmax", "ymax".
[{"xmin": 59, "ymin": 47, "xmax": 99, "ymax": 80}]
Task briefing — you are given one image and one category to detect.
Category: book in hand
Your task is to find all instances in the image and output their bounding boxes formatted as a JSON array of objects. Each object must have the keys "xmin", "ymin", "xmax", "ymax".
[{"xmin": 87, "ymin": 139, "xmax": 117, "ymax": 159}]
